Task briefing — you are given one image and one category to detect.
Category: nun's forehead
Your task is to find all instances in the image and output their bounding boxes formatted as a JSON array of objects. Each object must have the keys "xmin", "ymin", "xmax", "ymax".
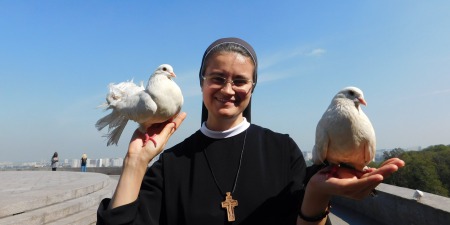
[
  {"xmin": 204, "ymin": 41, "xmax": 257, "ymax": 67},
  {"xmin": 199, "ymin": 38, "xmax": 258, "ymax": 83}
]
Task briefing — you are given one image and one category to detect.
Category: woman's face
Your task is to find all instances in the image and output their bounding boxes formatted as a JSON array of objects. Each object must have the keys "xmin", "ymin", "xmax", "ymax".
[{"xmin": 201, "ymin": 52, "xmax": 255, "ymax": 130}]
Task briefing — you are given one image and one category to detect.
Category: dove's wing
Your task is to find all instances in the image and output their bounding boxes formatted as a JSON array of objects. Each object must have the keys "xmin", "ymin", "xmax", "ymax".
[
  {"xmin": 312, "ymin": 117, "xmax": 330, "ymax": 165},
  {"xmin": 96, "ymin": 80, "xmax": 150, "ymax": 146},
  {"xmin": 359, "ymin": 110, "xmax": 376, "ymax": 164},
  {"xmin": 148, "ymin": 77, "xmax": 183, "ymax": 120},
  {"xmin": 96, "ymin": 81, "xmax": 142, "ymax": 129},
  {"xmin": 114, "ymin": 91, "xmax": 157, "ymax": 123},
  {"xmin": 108, "ymin": 81, "xmax": 144, "ymax": 104}
]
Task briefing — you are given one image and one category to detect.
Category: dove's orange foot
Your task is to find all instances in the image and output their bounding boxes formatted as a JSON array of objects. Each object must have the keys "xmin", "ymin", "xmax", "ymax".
[
  {"xmin": 326, "ymin": 165, "xmax": 340, "ymax": 178},
  {"xmin": 165, "ymin": 117, "xmax": 177, "ymax": 131},
  {"xmin": 142, "ymin": 132, "xmax": 157, "ymax": 147},
  {"xmin": 170, "ymin": 121, "xmax": 177, "ymax": 131},
  {"xmin": 315, "ymin": 163, "xmax": 338, "ymax": 178}
]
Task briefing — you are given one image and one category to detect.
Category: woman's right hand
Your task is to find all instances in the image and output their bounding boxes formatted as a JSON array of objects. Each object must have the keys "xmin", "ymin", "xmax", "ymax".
[
  {"xmin": 127, "ymin": 112, "xmax": 187, "ymax": 166},
  {"xmin": 109, "ymin": 112, "xmax": 186, "ymax": 209}
]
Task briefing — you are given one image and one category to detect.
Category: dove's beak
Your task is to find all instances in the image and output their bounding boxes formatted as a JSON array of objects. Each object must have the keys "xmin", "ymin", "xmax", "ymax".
[
  {"xmin": 170, "ymin": 72, "xmax": 176, "ymax": 78},
  {"xmin": 358, "ymin": 97, "xmax": 367, "ymax": 106}
]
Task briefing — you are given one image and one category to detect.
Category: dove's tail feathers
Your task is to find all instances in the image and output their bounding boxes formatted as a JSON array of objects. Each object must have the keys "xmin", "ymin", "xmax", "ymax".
[
  {"xmin": 105, "ymin": 118, "xmax": 129, "ymax": 146},
  {"xmin": 96, "ymin": 102, "xmax": 111, "ymax": 111},
  {"xmin": 95, "ymin": 111, "xmax": 129, "ymax": 146},
  {"xmin": 95, "ymin": 110, "xmax": 126, "ymax": 131},
  {"xmin": 96, "ymin": 111, "xmax": 116, "ymax": 131}
]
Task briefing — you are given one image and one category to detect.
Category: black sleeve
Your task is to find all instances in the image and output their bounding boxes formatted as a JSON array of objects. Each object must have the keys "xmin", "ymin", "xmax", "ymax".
[
  {"xmin": 299, "ymin": 164, "xmax": 332, "ymax": 225},
  {"xmin": 96, "ymin": 158, "xmax": 165, "ymax": 225},
  {"xmin": 96, "ymin": 198, "xmax": 140, "ymax": 225}
]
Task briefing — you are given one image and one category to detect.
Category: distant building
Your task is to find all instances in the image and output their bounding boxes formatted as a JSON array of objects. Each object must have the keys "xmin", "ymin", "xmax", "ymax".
[
  {"xmin": 70, "ymin": 159, "xmax": 80, "ymax": 167},
  {"xmin": 102, "ymin": 158, "xmax": 111, "ymax": 167},
  {"xmin": 0, "ymin": 162, "xmax": 14, "ymax": 169},
  {"xmin": 88, "ymin": 159, "xmax": 97, "ymax": 167},
  {"xmin": 302, "ymin": 151, "xmax": 313, "ymax": 161},
  {"xmin": 95, "ymin": 159, "xmax": 100, "ymax": 167},
  {"xmin": 111, "ymin": 158, "xmax": 123, "ymax": 167},
  {"xmin": 2, "ymin": 157, "xmax": 126, "ymax": 169}
]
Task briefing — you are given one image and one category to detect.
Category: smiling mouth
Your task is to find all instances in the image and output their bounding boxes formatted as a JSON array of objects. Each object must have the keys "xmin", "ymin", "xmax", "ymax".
[{"xmin": 216, "ymin": 97, "xmax": 235, "ymax": 104}]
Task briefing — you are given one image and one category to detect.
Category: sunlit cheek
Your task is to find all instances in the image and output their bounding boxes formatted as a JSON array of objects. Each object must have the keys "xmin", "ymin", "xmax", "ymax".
[
  {"xmin": 200, "ymin": 83, "xmax": 206, "ymax": 93},
  {"xmin": 238, "ymin": 91, "xmax": 252, "ymax": 104}
]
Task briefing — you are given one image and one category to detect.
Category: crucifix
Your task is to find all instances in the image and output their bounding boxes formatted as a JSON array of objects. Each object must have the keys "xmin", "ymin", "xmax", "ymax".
[{"xmin": 221, "ymin": 192, "xmax": 238, "ymax": 222}]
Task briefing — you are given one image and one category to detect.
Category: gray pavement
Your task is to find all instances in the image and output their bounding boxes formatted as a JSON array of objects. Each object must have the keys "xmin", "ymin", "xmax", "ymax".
[
  {"xmin": 0, "ymin": 171, "xmax": 117, "ymax": 225},
  {"xmin": 0, "ymin": 171, "xmax": 109, "ymax": 218},
  {"xmin": 0, "ymin": 171, "xmax": 382, "ymax": 224}
]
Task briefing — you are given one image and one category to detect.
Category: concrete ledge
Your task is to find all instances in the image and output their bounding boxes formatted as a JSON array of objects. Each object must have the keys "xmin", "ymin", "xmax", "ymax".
[
  {"xmin": 46, "ymin": 178, "xmax": 116, "ymax": 225},
  {"xmin": 332, "ymin": 183, "xmax": 450, "ymax": 225},
  {"xmin": 12, "ymin": 167, "xmax": 123, "ymax": 175},
  {"xmin": 0, "ymin": 171, "xmax": 117, "ymax": 225},
  {"xmin": 45, "ymin": 205, "xmax": 98, "ymax": 225}
]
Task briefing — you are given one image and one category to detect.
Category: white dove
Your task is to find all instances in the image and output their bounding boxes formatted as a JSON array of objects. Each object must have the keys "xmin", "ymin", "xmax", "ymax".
[
  {"xmin": 96, "ymin": 64, "xmax": 183, "ymax": 147},
  {"xmin": 312, "ymin": 86, "xmax": 376, "ymax": 171}
]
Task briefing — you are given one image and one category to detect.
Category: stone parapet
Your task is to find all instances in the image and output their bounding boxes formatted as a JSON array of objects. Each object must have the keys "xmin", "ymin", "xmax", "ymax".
[
  {"xmin": 333, "ymin": 183, "xmax": 450, "ymax": 225},
  {"xmin": 0, "ymin": 171, "xmax": 117, "ymax": 225}
]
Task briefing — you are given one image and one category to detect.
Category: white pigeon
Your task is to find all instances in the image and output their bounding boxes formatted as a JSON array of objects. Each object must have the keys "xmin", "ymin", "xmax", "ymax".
[
  {"xmin": 312, "ymin": 86, "xmax": 376, "ymax": 171},
  {"xmin": 96, "ymin": 64, "xmax": 183, "ymax": 146}
]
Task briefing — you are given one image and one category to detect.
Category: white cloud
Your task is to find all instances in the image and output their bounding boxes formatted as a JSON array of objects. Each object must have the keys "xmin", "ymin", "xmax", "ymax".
[
  {"xmin": 431, "ymin": 89, "xmax": 450, "ymax": 95},
  {"xmin": 307, "ymin": 48, "xmax": 326, "ymax": 57},
  {"xmin": 256, "ymin": 45, "xmax": 326, "ymax": 84},
  {"xmin": 259, "ymin": 46, "xmax": 326, "ymax": 71}
]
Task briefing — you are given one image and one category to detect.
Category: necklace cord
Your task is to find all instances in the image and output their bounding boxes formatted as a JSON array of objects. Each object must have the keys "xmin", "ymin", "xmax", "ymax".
[{"xmin": 203, "ymin": 129, "xmax": 248, "ymax": 195}]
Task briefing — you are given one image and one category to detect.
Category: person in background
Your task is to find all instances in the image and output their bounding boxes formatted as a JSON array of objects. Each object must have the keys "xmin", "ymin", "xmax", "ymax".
[
  {"xmin": 51, "ymin": 152, "xmax": 58, "ymax": 171},
  {"xmin": 81, "ymin": 153, "xmax": 88, "ymax": 172}
]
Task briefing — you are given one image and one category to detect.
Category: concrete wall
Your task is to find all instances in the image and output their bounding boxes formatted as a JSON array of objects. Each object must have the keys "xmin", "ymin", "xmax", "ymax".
[
  {"xmin": 11, "ymin": 166, "xmax": 123, "ymax": 175},
  {"xmin": 332, "ymin": 183, "xmax": 450, "ymax": 225},
  {"xmin": 58, "ymin": 167, "xmax": 123, "ymax": 175},
  {"xmin": 9, "ymin": 167, "xmax": 450, "ymax": 224}
]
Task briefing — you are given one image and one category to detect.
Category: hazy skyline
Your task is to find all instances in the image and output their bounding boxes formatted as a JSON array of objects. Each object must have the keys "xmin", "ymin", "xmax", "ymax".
[{"xmin": 1, "ymin": 1, "xmax": 449, "ymax": 162}]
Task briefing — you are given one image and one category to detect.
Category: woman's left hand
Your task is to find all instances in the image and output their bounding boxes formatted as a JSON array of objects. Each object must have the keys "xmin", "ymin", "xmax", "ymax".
[
  {"xmin": 310, "ymin": 158, "xmax": 405, "ymax": 200},
  {"xmin": 298, "ymin": 158, "xmax": 405, "ymax": 224}
]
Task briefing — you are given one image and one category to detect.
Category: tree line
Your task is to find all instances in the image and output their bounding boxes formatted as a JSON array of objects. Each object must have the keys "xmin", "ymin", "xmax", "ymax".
[{"xmin": 377, "ymin": 144, "xmax": 450, "ymax": 197}]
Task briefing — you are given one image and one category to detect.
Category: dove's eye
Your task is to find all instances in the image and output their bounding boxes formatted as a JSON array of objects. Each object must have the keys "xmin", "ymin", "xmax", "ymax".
[
  {"xmin": 162, "ymin": 67, "xmax": 167, "ymax": 71},
  {"xmin": 348, "ymin": 90, "xmax": 355, "ymax": 96}
]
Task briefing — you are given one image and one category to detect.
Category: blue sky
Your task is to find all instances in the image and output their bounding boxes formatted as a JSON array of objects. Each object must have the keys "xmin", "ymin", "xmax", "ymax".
[{"xmin": 1, "ymin": 1, "xmax": 449, "ymax": 163}]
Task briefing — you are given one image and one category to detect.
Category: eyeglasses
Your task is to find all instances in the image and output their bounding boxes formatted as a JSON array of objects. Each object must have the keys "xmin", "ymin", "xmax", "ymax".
[{"xmin": 202, "ymin": 75, "xmax": 255, "ymax": 93}]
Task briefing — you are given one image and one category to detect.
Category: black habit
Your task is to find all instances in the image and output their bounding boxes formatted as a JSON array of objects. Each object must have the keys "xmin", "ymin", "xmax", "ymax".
[{"xmin": 97, "ymin": 124, "xmax": 329, "ymax": 225}]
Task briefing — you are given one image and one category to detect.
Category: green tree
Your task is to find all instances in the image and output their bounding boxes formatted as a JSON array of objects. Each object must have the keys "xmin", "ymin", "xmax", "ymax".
[
  {"xmin": 430, "ymin": 145, "xmax": 450, "ymax": 192},
  {"xmin": 384, "ymin": 145, "xmax": 450, "ymax": 197},
  {"xmin": 383, "ymin": 148, "xmax": 405, "ymax": 160}
]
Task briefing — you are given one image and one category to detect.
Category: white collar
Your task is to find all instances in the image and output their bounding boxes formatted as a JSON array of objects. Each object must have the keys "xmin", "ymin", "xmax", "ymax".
[{"xmin": 200, "ymin": 118, "xmax": 250, "ymax": 139}]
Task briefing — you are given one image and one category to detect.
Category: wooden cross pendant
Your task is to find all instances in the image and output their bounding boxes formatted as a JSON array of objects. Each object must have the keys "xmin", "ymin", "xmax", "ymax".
[{"xmin": 221, "ymin": 192, "xmax": 238, "ymax": 222}]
